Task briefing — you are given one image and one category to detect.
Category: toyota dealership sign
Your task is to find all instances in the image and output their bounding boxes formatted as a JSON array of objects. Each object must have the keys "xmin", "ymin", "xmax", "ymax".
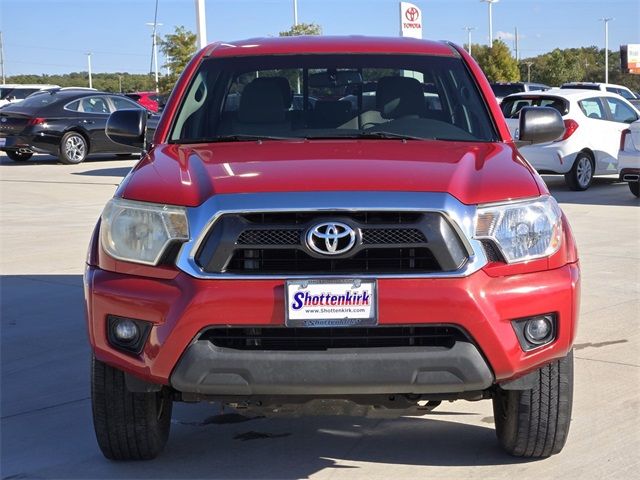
[{"xmin": 400, "ymin": 2, "xmax": 422, "ymax": 39}]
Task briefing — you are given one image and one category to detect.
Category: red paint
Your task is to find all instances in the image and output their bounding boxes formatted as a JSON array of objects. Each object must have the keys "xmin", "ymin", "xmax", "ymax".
[{"xmin": 120, "ymin": 140, "xmax": 541, "ymax": 207}]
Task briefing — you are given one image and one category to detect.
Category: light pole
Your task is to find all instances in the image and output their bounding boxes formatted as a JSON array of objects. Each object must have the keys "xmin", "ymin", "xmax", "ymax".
[
  {"xmin": 146, "ymin": 22, "xmax": 163, "ymax": 93},
  {"xmin": 195, "ymin": 0, "xmax": 208, "ymax": 49},
  {"xmin": 463, "ymin": 27, "xmax": 476, "ymax": 55},
  {"xmin": 600, "ymin": 17, "xmax": 613, "ymax": 84},
  {"xmin": 525, "ymin": 62, "xmax": 533, "ymax": 82},
  {"xmin": 86, "ymin": 52, "xmax": 92, "ymax": 89},
  {"xmin": 481, "ymin": 0, "xmax": 499, "ymax": 45}
]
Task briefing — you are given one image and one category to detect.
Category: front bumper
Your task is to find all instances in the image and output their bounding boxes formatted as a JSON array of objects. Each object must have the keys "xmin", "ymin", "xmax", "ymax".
[
  {"xmin": 171, "ymin": 340, "xmax": 493, "ymax": 396},
  {"xmin": 85, "ymin": 262, "xmax": 580, "ymax": 395}
]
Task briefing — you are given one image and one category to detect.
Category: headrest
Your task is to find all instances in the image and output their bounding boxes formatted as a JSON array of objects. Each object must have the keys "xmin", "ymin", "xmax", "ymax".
[
  {"xmin": 376, "ymin": 76, "xmax": 425, "ymax": 119},
  {"xmin": 237, "ymin": 77, "xmax": 291, "ymax": 124}
]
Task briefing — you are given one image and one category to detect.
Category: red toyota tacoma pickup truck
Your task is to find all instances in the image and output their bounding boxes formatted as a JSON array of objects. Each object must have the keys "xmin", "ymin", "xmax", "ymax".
[{"xmin": 85, "ymin": 36, "xmax": 580, "ymax": 460}]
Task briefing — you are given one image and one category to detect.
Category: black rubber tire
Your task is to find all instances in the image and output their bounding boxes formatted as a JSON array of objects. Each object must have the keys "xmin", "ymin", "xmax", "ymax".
[
  {"xmin": 629, "ymin": 182, "xmax": 639, "ymax": 198},
  {"xmin": 59, "ymin": 131, "xmax": 88, "ymax": 164},
  {"xmin": 564, "ymin": 152, "xmax": 594, "ymax": 191},
  {"xmin": 91, "ymin": 356, "xmax": 172, "ymax": 460},
  {"xmin": 493, "ymin": 350, "xmax": 573, "ymax": 458},
  {"xmin": 4, "ymin": 149, "xmax": 33, "ymax": 162}
]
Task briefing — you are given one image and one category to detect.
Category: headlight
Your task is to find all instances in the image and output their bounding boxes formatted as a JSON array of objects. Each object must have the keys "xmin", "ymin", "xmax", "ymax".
[
  {"xmin": 100, "ymin": 198, "xmax": 189, "ymax": 265},
  {"xmin": 475, "ymin": 196, "xmax": 562, "ymax": 263}
]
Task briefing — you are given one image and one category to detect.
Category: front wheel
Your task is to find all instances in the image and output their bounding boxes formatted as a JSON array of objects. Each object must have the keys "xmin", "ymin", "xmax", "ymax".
[
  {"xmin": 59, "ymin": 132, "xmax": 88, "ymax": 164},
  {"xmin": 565, "ymin": 152, "xmax": 594, "ymax": 191},
  {"xmin": 493, "ymin": 350, "xmax": 573, "ymax": 458},
  {"xmin": 4, "ymin": 149, "xmax": 33, "ymax": 162},
  {"xmin": 629, "ymin": 182, "xmax": 639, "ymax": 198},
  {"xmin": 91, "ymin": 356, "xmax": 172, "ymax": 460}
]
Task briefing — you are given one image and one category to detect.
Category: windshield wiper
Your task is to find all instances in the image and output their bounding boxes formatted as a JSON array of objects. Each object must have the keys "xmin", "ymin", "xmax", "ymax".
[
  {"xmin": 174, "ymin": 134, "xmax": 294, "ymax": 144},
  {"xmin": 305, "ymin": 131, "xmax": 426, "ymax": 141}
]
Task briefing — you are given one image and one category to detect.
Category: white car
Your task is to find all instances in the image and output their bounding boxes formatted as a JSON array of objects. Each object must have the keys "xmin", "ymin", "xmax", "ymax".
[
  {"xmin": 0, "ymin": 84, "xmax": 60, "ymax": 108},
  {"xmin": 502, "ymin": 89, "xmax": 640, "ymax": 190},
  {"xmin": 618, "ymin": 120, "xmax": 640, "ymax": 197}
]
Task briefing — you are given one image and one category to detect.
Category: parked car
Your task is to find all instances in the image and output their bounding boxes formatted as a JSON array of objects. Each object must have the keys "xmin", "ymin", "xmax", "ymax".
[
  {"xmin": 618, "ymin": 120, "xmax": 640, "ymax": 197},
  {"xmin": 0, "ymin": 89, "xmax": 157, "ymax": 163},
  {"xmin": 125, "ymin": 91, "xmax": 161, "ymax": 112},
  {"xmin": 0, "ymin": 84, "xmax": 60, "ymax": 108},
  {"xmin": 490, "ymin": 82, "xmax": 551, "ymax": 102},
  {"xmin": 86, "ymin": 36, "xmax": 579, "ymax": 461},
  {"xmin": 560, "ymin": 82, "xmax": 640, "ymax": 108},
  {"xmin": 501, "ymin": 89, "xmax": 640, "ymax": 190}
]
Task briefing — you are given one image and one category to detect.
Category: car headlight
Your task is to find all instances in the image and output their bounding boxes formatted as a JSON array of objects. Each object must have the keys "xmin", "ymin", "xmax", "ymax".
[
  {"xmin": 100, "ymin": 198, "xmax": 189, "ymax": 265},
  {"xmin": 475, "ymin": 196, "xmax": 562, "ymax": 263}
]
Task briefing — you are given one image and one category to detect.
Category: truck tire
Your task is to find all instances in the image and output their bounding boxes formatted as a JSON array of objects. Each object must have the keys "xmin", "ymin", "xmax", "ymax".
[
  {"xmin": 91, "ymin": 356, "xmax": 172, "ymax": 460},
  {"xmin": 564, "ymin": 152, "xmax": 594, "ymax": 191},
  {"xmin": 492, "ymin": 350, "xmax": 573, "ymax": 458}
]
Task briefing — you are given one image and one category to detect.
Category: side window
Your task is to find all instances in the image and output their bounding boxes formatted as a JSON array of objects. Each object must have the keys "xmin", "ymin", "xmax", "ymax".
[
  {"xmin": 65, "ymin": 100, "xmax": 80, "ymax": 112},
  {"xmin": 111, "ymin": 96, "xmax": 142, "ymax": 111},
  {"xmin": 578, "ymin": 98, "xmax": 606, "ymax": 120},
  {"xmin": 605, "ymin": 97, "xmax": 638, "ymax": 123},
  {"xmin": 80, "ymin": 96, "xmax": 111, "ymax": 114}
]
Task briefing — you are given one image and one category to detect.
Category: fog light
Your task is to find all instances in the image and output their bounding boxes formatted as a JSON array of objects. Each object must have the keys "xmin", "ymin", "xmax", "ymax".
[
  {"xmin": 512, "ymin": 314, "xmax": 556, "ymax": 351},
  {"xmin": 107, "ymin": 315, "xmax": 151, "ymax": 355},
  {"xmin": 114, "ymin": 319, "xmax": 139, "ymax": 343}
]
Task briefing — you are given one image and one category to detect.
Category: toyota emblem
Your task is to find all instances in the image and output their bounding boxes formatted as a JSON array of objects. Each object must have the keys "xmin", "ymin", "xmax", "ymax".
[
  {"xmin": 405, "ymin": 7, "xmax": 419, "ymax": 22},
  {"xmin": 306, "ymin": 222, "xmax": 356, "ymax": 256}
]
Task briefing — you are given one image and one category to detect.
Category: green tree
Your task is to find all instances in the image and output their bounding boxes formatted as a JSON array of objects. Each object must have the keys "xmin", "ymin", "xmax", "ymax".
[
  {"xmin": 279, "ymin": 23, "xmax": 322, "ymax": 36},
  {"xmin": 473, "ymin": 39, "xmax": 520, "ymax": 82},
  {"xmin": 159, "ymin": 26, "xmax": 197, "ymax": 94}
]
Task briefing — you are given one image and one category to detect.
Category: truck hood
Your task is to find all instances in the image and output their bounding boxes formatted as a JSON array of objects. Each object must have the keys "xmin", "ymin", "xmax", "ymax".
[{"xmin": 120, "ymin": 139, "xmax": 543, "ymax": 207}]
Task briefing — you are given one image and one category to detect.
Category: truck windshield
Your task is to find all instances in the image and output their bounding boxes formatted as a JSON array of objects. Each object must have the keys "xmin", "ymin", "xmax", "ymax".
[{"xmin": 170, "ymin": 54, "xmax": 497, "ymax": 143}]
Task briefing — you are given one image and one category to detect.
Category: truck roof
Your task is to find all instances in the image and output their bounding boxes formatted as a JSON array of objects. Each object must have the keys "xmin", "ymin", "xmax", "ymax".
[{"xmin": 207, "ymin": 36, "xmax": 458, "ymax": 58}]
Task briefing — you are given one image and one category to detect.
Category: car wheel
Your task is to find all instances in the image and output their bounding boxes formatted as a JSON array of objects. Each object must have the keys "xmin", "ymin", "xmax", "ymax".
[
  {"xmin": 59, "ymin": 132, "xmax": 88, "ymax": 164},
  {"xmin": 492, "ymin": 350, "xmax": 573, "ymax": 458},
  {"xmin": 91, "ymin": 356, "xmax": 172, "ymax": 460},
  {"xmin": 564, "ymin": 152, "xmax": 594, "ymax": 191},
  {"xmin": 4, "ymin": 150, "xmax": 33, "ymax": 162},
  {"xmin": 629, "ymin": 182, "xmax": 640, "ymax": 198}
]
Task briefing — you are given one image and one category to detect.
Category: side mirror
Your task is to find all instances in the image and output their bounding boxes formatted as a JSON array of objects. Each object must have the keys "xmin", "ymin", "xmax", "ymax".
[
  {"xmin": 106, "ymin": 109, "xmax": 147, "ymax": 150},
  {"xmin": 517, "ymin": 106, "xmax": 565, "ymax": 145}
]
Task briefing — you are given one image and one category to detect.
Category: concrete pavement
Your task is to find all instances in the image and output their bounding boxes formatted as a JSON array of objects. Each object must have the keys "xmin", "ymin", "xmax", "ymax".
[{"xmin": 1, "ymin": 154, "xmax": 638, "ymax": 479}]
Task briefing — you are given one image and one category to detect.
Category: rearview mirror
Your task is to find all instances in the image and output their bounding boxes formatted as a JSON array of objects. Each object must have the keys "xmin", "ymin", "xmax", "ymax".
[
  {"xmin": 517, "ymin": 106, "xmax": 565, "ymax": 145},
  {"xmin": 106, "ymin": 109, "xmax": 147, "ymax": 150},
  {"xmin": 308, "ymin": 70, "xmax": 363, "ymax": 88}
]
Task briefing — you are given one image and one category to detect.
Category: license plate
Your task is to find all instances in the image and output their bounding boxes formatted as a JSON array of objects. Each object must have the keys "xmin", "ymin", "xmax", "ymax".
[{"xmin": 285, "ymin": 279, "xmax": 377, "ymax": 327}]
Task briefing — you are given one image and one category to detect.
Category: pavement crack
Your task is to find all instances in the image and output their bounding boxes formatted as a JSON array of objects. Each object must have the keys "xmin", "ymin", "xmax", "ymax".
[
  {"xmin": 1, "ymin": 179, "xmax": 119, "ymax": 186},
  {"xmin": 574, "ymin": 356, "xmax": 640, "ymax": 368},
  {"xmin": 574, "ymin": 339, "xmax": 629, "ymax": 350},
  {"xmin": 1, "ymin": 397, "xmax": 90, "ymax": 420}
]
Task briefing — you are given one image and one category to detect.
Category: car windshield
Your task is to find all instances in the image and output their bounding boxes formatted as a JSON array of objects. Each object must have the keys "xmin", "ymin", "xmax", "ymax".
[
  {"xmin": 0, "ymin": 87, "xmax": 40, "ymax": 100},
  {"xmin": 2, "ymin": 92, "xmax": 59, "ymax": 110},
  {"xmin": 490, "ymin": 84, "xmax": 523, "ymax": 97},
  {"xmin": 170, "ymin": 54, "xmax": 497, "ymax": 143},
  {"xmin": 501, "ymin": 96, "xmax": 569, "ymax": 119}
]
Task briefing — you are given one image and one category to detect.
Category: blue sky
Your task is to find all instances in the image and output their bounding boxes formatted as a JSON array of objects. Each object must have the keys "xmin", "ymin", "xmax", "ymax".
[{"xmin": 1, "ymin": 0, "xmax": 638, "ymax": 76}]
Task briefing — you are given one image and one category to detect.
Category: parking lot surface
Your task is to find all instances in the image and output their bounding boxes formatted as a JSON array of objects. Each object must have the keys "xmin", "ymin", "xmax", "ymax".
[{"xmin": 1, "ymin": 154, "xmax": 639, "ymax": 479}]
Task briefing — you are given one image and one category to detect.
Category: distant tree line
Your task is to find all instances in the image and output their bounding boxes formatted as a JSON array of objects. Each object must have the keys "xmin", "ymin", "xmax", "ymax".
[{"xmin": 6, "ymin": 25, "xmax": 640, "ymax": 94}]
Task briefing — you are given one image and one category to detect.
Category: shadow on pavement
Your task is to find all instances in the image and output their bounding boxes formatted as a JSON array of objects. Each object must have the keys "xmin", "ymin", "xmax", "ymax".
[
  {"xmin": 0, "ymin": 274, "xmax": 533, "ymax": 479},
  {"xmin": 543, "ymin": 175, "xmax": 639, "ymax": 207},
  {"xmin": 72, "ymin": 167, "xmax": 132, "ymax": 178}
]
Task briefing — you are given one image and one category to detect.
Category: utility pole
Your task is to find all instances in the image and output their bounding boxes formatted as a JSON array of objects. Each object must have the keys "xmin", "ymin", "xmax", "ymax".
[
  {"xmin": 525, "ymin": 62, "xmax": 533, "ymax": 82},
  {"xmin": 195, "ymin": 0, "xmax": 208, "ymax": 49},
  {"xmin": 118, "ymin": 75, "xmax": 123, "ymax": 93},
  {"xmin": 146, "ymin": 22, "xmax": 163, "ymax": 93},
  {"xmin": 514, "ymin": 26, "xmax": 519, "ymax": 61},
  {"xmin": 293, "ymin": 0, "xmax": 299, "ymax": 26},
  {"xmin": 86, "ymin": 52, "xmax": 92, "ymax": 89},
  {"xmin": 481, "ymin": 0, "xmax": 499, "ymax": 45},
  {"xmin": 463, "ymin": 27, "xmax": 475, "ymax": 56},
  {"xmin": 600, "ymin": 17, "xmax": 613, "ymax": 84},
  {"xmin": 0, "ymin": 31, "xmax": 5, "ymax": 84}
]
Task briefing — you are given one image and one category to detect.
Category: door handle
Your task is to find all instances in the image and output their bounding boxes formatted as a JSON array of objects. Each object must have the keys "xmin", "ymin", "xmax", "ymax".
[{"xmin": 81, "ymin": 119, "xmax": 94, "ymax": 125}]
